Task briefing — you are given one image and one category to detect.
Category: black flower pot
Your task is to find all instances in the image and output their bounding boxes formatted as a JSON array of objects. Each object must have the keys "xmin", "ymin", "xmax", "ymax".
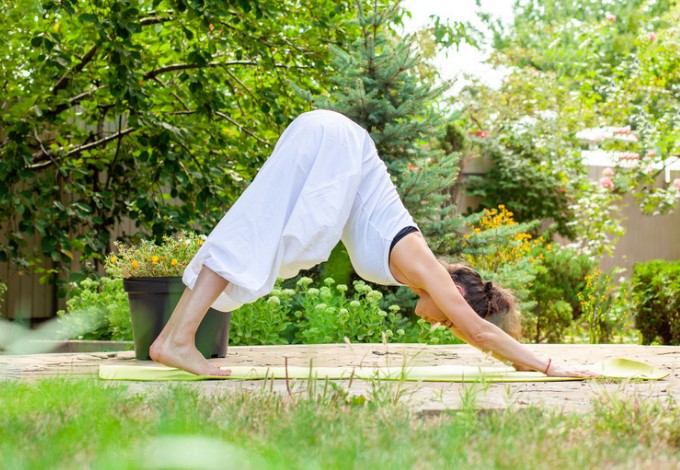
[{"xmin": 123, "ymin": 277, "xmax": 230, "ymax": 361}]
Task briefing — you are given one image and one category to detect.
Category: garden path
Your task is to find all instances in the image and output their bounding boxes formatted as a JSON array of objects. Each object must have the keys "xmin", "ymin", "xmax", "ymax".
[{"xmin": 1, "ymin": 344, "xmax": 678, "ymax": 413}]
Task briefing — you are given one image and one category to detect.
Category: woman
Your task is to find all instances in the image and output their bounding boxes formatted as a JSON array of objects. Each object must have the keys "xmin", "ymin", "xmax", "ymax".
[{"xmin": 150, "ymin": 110, "xmax": 598, "ymax": 378}]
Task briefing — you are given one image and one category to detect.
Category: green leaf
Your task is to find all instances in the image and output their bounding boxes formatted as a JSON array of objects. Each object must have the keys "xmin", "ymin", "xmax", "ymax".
[{"xmin": 79, "ymin": 13, "xmax": 98, "ymax": 22}]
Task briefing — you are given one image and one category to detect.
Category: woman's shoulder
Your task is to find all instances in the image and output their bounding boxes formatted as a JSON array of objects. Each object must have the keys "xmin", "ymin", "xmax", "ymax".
[{"xmin": 389, "ymin": 233, "xmax": 444, "ymax": 289}]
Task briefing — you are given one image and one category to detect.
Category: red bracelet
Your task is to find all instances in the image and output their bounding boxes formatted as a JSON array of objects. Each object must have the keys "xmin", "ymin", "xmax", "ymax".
[{"xmin": 543, "ymin": 358, "xmax": 552, "ymax": 375}]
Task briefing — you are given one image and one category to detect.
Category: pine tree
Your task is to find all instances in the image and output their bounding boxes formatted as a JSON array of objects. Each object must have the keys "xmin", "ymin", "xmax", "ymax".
[{"xmin": 299, "ymin": 0, "xmax": 467, "ymax": 255}]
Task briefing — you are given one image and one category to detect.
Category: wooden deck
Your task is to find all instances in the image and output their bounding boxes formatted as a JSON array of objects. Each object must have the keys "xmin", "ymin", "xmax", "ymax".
[{"xmin": 2, "ymin": 343, "xmax": 679, "ymax": 412}]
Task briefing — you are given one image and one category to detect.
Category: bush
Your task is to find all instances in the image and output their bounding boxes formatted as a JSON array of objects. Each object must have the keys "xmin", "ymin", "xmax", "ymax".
[
  {"xmin": 230, "ymin": 276, "xmax": 464, "ymax": 346},
  {"xmin": 229, "ymin": 287, "xmax": 295, "ymax": 346},
  {"xmin": 464, "ymin": 134, "xmax": 575, "ymax": 239},
  {"xmin": 401, "ymin": 319, "xmax": 464, "ymax": 345},
  {"xmin": 461, "ymin": 205, "xmax": 543, "ymax": 312},
  {"xmin": 295, "ymin": 279, "xmax": 411, "ymax": 344},
  {"xmin": 57, "ymin": 278, "xmax": 132, "ymax": 341},
  {"xmin": 522, "ymin": 246, "xmax": 597, "ymax": 343},
  {"xmin": 231, "ymin": 277, "xmax": 411, "ymax": 345},
  {"xmin": 632, "ymin": 260, "xmax": 680, "ymax": 345}
]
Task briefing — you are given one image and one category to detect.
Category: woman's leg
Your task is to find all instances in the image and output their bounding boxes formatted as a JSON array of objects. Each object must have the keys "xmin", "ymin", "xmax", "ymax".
[
  {"xmin": 153, "ymin": 111, "xmax": 371, "ymax": 375},
  {"xmin": 182, "ymin": 110, "xmax": 367, "ymax": 312},
  {"xmin": 150, "ymin": 266, "xmax": 231, "ymax": 376}
]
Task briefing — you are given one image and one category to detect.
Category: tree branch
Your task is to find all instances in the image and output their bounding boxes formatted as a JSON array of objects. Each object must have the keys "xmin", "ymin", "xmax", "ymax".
[
  {"xmin": 50, "ymin": 86, "xmax": 108, "ymax": 116},
  {"xmin": 50, "ymin": 14, "xmax": 172, "ymax": 96},
  {"xmin": 32, "ymin": 128, "xmax": 62, "ymax": 173},
  {"xmin": 30, "ymin": 127, "xmax": 136, "ymax": 169},
  {"xmin": 142, "ymin": 60, "xmax": 258, "ymax": 80},
  {"xmin": 224, "ymin": 69, "xmax": 256, "ymax": 100},
  {"xmin": 105, "ymin": 115, "xmax": 125, "ymax": 191},
  {"xmin": 150, "ymin": 77, "xmax": 190, "ymax": 111},
  {"xmin": 214, "ymin": 111, "xmax": 270, "ymax": 146},
  {"xmin": 52, "ymin": 44, "xmax": 99, "ymax": 95},
  {"xmin": 139, "ymin": 15, "xmax": 173, "ymax": 26},
  {"xmin": 165, "ymin": 109, "xmax": 269, "ymax": 146}
]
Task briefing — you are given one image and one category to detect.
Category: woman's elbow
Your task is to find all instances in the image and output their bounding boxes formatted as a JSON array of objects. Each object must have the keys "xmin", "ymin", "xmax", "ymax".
[{"xmin": 471, "ymin": 328, "xmax": 496, "ymax": 350}]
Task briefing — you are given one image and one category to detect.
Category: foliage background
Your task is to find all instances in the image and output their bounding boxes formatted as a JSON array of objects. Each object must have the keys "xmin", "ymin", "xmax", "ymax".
[
  {"xmin": 0, "ymin": 0, "xmax": 358, "ymax": 285},
  {"xmin": 2, "ymin": 0, "xmax": 679, "ymax": 345}
]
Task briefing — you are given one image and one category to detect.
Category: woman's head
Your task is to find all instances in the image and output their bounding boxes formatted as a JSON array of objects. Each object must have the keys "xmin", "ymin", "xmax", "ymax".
[{"xmin": 444, "ymin": 263, "xmax": 522, "ymax": 341}]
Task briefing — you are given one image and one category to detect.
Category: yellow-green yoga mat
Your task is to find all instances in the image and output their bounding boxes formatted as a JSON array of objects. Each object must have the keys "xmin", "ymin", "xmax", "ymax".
[{"xmin": 99, "ymin": 358, "xmax": 668, "ymax": 382}]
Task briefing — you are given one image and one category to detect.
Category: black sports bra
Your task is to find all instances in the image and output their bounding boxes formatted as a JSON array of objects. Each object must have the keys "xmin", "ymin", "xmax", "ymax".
[{"xmin": 388, "ymin": 226, "xmax": 419, "ymax": 256}]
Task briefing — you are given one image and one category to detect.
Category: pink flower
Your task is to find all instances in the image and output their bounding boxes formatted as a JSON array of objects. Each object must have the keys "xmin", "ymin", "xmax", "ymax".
[
  {"xmin": 602, "ymin": 167, "xmax": 615, "ymax": 177},
  {"xmin": 599, "ymin": 176, "xmax": 614, "ymax": 189},
  {"xmin": 646, "ymin": 150, "xmax": 656, "ymax": 158},
  {"xmin": 620, "ymin": 152, "xmax": 640, "ymax": 161},
  {"xmin": 605, "ymin": 12, "xmax": 617, "ymax": 22},
  {"xmin": 673, "ymin": 178, "xmax": 680, "ymax": 191},
  {"xmin": 648, "ymin": 32, "xmax": 657, "ymax": 42},
  {"xmin": 613, "ymin": 126, "xmax": 631, "ymax": 135}
]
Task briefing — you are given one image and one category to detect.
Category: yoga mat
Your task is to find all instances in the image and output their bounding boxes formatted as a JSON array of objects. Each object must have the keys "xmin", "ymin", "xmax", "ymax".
[{"xmin": 99, "ymin": 358, "xmax": 668, "ymax": 382}]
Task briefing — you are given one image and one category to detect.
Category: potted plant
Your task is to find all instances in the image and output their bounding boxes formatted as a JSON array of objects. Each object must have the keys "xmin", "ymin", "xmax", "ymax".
[{"xmin": 105, "ymin": 232, "xmax": 230, "ymax": 361}]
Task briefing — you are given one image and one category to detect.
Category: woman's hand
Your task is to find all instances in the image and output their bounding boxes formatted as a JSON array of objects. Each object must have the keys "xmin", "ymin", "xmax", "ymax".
[{"xmin": 544, "ymin": 362, "xmax": 603, "ymax": 378}]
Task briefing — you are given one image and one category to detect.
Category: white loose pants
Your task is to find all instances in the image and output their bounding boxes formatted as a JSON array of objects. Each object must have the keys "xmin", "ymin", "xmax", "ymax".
[{"xmin": 183, "ymin": 110, "xmax": 416, "ymax": 312}]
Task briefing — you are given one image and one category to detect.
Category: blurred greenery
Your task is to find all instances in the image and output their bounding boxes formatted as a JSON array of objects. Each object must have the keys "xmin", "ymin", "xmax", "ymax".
[
  {"xmin": 458, "ymin": 0, "xmax": 679, "ymax": 256},
  {"xmin": 633, "ymin": 259, "xmax": 680, "ymax": 345},
  {"xmin": 2, "ymin": 379, "xmax": 680, "ymax": 468}
]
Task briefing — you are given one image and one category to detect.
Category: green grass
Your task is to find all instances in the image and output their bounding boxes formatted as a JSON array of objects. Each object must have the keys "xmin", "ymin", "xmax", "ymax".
[{"xmin": 1, "ymin": 378, "xmax": 679, "ymax": 469}]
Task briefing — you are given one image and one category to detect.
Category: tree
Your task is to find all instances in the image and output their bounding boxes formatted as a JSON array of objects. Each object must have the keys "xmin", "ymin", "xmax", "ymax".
[
  {"xmin": 0, "ymin": 0, "xmax": 357, "ymax": 286},
  {"xmin": 302, "ymin": 0, "xmax": 474, "ymax": 255},
  {"xmin": 459, "ymin": 0, "xmax": 679, "ymax": 257}
]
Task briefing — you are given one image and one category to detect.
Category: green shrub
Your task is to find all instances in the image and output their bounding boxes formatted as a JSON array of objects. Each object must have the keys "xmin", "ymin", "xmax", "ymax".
[
  {"xmin": 57, "ymin": 278, "xmax": 132, "ymax": 341},
  {"xmin": 400, "ymin": 318, "xmax": 464, "ymax": 345},
  {"xmin": 295, "ymin": 279, "xmax": 410, "ymax": 344},
  {"xmin": 632, "ymin": 260, "xmax": 680, "ymax": 345},
  {"xmin": 523, "ymin": 246, "xmax": 597, "ymax": 343},
  {"xmin": 576, "ymin": 268, "xmax": 616, "ymax": 343},
  {"xmin": 229, "ymin": 287, "xmax": 295, "ymax": 346},
  {"xmin": 461, "ymin": 205, "xmax": 544, "ymax": 315},
  {"xmin": 231, "ymin": 277, "xmax": 410, "ymax": 345},
  {"xmin": 464, "ymin": 134, "xmax": 575, "ymax": 239},
  {"xmin": 230, "ymin": 276, "xmax": 464, "ymax": 346}
]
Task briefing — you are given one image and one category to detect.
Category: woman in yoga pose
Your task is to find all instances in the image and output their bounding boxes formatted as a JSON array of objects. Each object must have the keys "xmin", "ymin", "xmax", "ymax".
[{"xmin": 150, "ymin": 110, "xmax": 598, "ymax": 378}]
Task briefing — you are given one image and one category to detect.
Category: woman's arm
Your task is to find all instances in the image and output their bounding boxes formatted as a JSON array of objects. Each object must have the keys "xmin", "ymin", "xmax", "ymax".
[
  {"xmin": 391, "ymin": 233, "xmax": 599, "ymax": 378},
  {"xmin": 414, "ymin": 292, "xmax": 531, "ymax": 371}
]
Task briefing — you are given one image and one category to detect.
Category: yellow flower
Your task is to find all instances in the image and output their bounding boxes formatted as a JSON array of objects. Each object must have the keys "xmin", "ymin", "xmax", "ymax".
[
  {"xmin": 151, "ymin": 256, "xmax": 159, "ymax": 264},
  {"xmin": 110, "ymin": 256, "xmax": 118, "ymax": 263},
  {"xmin": 171, "ymin": 259, "xmax": 178, "ymax": 266},
  {"xmin": 132, "ymin": 260, "xmax": 139, "ymax": 270}
]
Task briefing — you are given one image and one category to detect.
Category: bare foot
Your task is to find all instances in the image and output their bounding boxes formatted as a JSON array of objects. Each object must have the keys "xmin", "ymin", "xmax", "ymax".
[{"xmin": 150, "ymin": 336, "xmax": 231, "ymax": 377}]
